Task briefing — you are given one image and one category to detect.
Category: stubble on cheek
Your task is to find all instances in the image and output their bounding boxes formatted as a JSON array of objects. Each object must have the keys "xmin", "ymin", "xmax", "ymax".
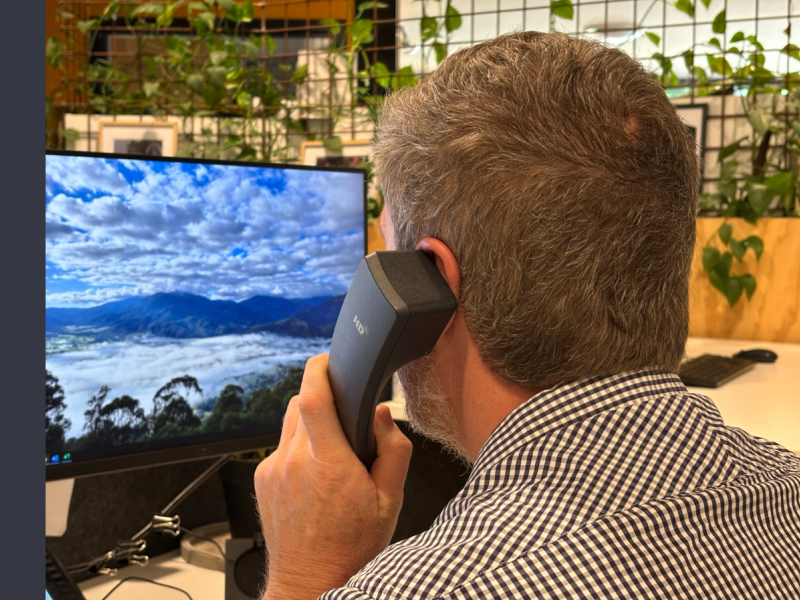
[{"xmin": 396, "ymin": 354, "xmax": 471, "ymax": 466}]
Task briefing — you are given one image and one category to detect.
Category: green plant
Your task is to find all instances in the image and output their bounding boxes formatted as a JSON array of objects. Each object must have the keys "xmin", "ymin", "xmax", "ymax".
[
  {"xmin": 418, "ymin": 0, "xmax": 463, "ymax": 68},
  {"xmin": 45, "ymin": 0, "xmax": 426, "ymax": 167},
  {"xmin": 547, "ymin": 0, "xmax": 799, "ymax": 307},
  {"xmin": 313, "ymin": 1, "xmax": 403, "ymax": 153},
  {"xmin": 549, "ymin": 0, "xmax": 574, "ymax": 28},
  {"xmin": 687, "ymin": 4, "xmax": 799, "ymax": 306},
  {"xmin": 632, "ymin": 1, "xmax": 800, "ymax": 305},
  {"xmin": 701, "ymin": 223, "xmax": 762, "ymax": 307}
]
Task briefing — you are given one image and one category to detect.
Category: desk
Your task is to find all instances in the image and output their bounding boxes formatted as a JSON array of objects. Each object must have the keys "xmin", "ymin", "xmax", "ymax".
[
  {"xmin": 685, "ymin": 337, "xmax": 800, "ymax": 455},
  {"xmin": 79, "ymin": 550, "xmax": 223, "ymax": 600}
]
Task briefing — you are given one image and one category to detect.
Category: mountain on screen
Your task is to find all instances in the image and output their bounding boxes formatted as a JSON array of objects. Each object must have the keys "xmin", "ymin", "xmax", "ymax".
[
  {"xmin": 239, "ymin": 295, "xmax": 331, "ymax": 321},
  {"xmin": 247, "ymin": 295, "xmax": 346, "ymax": 338},
  {"xmin": 45, "ymin": 292, "xmax": 343, "ymax": 340}
]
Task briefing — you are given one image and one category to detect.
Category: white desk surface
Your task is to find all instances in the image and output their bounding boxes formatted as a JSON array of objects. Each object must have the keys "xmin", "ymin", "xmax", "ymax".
[
  {"xmin": 79, "ymin": 549, "xmax": 224, "ymax": 600},
  {"xmin": 684, "ymin": 337, "xmax": 800, "ymax": 455},
  {"xmin": 79, "ymin": 336, "xmax": 799, "ymax": 599}
]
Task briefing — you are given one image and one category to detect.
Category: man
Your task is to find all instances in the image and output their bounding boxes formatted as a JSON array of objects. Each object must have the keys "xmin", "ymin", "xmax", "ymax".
[{"xmin": 254, "ymin": 32, "xmax": 800, "ymax": 599}]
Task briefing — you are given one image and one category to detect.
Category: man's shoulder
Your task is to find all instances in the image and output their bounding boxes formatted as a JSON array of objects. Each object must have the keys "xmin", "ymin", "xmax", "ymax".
[
  {"xmin": 324, "ymin": 384, "xmax": 800, "ymax": 600},
  {"xmin": 327, "ymin": 464, "xmax": 800, "ymax": 600},
  {"xmin": 446, "ymin": 464, "xmax": 800, "ymax": 598}
]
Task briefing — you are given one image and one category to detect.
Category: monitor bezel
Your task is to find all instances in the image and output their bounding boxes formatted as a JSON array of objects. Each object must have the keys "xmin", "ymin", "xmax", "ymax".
[{"xmin": 45, "ymin": 149, "xmax": 369, "ymax": 480}]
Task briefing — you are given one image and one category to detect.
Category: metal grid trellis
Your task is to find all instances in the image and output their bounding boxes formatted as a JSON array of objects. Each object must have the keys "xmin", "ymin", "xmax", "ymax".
[
  {"xmin": 46, "ymin": 0, "xmax": 800, "ymax": 191},
  {"xmin": 50, "ymin": 0, "xmax": 395, "ymax": 158}
]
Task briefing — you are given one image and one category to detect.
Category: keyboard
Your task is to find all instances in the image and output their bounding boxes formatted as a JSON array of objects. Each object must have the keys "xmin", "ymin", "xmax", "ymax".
[{"xmin": 678, "ymin": 354, "xmax": 755, "ymax": 388}]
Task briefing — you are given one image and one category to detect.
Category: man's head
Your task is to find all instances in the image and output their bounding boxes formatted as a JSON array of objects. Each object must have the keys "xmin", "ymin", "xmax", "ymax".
[{"xmin": 374, "ymin": 32, "xmax": 699, "ymax": 458}]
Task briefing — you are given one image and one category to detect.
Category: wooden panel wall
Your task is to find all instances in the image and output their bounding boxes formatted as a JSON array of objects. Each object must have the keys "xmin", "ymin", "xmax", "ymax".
[
  {"xmin": 46, "ymin": 0, "xmax": 60, "ymax": 97},
  {"xmin": 367, "ymin": 220, "xmax": 385, "ymax": 254},
  {"xmin": 689, "ymin": 218, "xmax": 800, "ymax": 343}
]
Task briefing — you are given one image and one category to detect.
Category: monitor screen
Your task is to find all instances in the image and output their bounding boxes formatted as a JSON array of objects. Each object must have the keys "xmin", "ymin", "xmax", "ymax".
[{"xmin": 46, "ymin": 151, "xmax": 366, "ymax": 479}]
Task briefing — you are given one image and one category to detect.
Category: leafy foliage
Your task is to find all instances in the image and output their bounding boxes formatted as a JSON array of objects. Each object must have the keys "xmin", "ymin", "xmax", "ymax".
[
  {"xmin": 415, "ymin": 0, "xmax": 463, "ymax": 68},
  {"xmin": 45, "ymin": 38, "xmax": 62, "ymax": 68},
  {"xmin": 711, "ymin": 10, "xmax": 726, "ymax": 35},
  {"xmin": 701, "ymin": 228, "xmax": 763, "ymax": 307},
  {"xmin": 674, "ymin": 0, "xmax": 694, "ymax": 18},
  {"xmin": 633, "ymin": 2, "xmax": 800, "ymax": 307},
  {"xmin": 550, "ymin": 0, "xmax": 574, "ymax": 20},
  {"xmin": 45, "ymin": 0, "xmax": 428, "ymax": 168},
  {"xmin": 246, "ymin": 367, "xmax": 304, "ymax": 426}
]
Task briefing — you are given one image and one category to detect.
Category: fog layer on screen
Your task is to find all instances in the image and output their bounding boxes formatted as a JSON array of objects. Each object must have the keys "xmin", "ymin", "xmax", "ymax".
[{"xmin": 45, "ymin": 155, "xmax": 363, "ymax": 452}]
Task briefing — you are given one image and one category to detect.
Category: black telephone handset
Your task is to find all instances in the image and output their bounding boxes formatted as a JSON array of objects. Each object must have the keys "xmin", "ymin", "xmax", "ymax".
[{"xmin": 327, "ymin": 251, "xmax": 457, "ymax": 468}]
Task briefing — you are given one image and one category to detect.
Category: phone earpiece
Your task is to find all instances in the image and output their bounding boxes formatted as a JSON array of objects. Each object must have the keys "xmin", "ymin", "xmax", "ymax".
[{"xmin": 327, "ymin": 251, "xmax": 457, "ymax": 468}]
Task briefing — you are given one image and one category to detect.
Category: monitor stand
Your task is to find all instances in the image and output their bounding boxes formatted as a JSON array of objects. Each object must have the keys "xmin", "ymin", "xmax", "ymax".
[{"xmin": 219, "ymin": 459, "xmax": 262, "ymax": 539}]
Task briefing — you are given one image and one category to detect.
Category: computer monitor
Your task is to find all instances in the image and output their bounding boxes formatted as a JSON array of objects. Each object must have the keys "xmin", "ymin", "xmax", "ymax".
[{"xmin": 46, "ymin": 150, "xmax": 366, "ymax": 480}]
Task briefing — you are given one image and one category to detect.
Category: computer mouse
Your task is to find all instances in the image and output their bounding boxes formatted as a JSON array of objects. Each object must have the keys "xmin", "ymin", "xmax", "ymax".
[{"xmin": 733, "ymin": 349, "xmax": 778, "ymax": 363}]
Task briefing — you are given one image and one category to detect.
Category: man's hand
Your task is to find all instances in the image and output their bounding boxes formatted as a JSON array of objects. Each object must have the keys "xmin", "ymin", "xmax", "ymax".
[{"xmin": 255, "ymin": 354, "xmax": 413, "ymax": 600}]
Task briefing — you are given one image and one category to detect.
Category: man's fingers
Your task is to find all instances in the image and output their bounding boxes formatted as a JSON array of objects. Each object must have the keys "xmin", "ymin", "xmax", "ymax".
[
  {"xmin": 370, "ymin": 404, "xmax": 413, "ymax": 508},
  {"xmin": 279, "ymin": 396, "xmax": 301, "ymax": 446},
  {"xmin": 297, "ymin": 354, "xmax": 350, "ymax": 455}
]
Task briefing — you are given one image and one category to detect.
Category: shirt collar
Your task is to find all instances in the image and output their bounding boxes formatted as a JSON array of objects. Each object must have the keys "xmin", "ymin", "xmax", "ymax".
[{"xmin": 470, "ymin": 371, "xmax": 687, "ymax": 477}]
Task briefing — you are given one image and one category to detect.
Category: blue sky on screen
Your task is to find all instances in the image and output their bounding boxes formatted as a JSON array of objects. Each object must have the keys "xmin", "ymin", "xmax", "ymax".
[{"xmin": 45, "ymin": 155, "xmax": 364, "ymax": 307}]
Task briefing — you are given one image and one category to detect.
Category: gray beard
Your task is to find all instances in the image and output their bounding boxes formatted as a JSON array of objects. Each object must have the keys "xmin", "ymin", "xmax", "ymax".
[{"xmin": 396, "ymin": 353, "xmax": 472, "ymax": 466}]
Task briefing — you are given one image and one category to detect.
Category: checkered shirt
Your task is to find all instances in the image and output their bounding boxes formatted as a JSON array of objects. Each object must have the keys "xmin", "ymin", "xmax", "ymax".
[{"xmin": 321, "ymin": 371, "xmax": 800, "ymax": 599}]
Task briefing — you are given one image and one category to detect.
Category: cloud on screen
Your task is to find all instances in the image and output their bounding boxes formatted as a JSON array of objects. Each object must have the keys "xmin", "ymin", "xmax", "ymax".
[
  {"xmin": 45, "ymin": 156, "xmax": 364, "ymax": 306},
  {"xmin": 46, "ymin": 332, "xmax": 332, "ymax": 438}
]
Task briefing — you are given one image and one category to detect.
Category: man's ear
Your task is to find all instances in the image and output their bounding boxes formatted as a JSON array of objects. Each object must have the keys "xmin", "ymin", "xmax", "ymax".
[{"xmin": 416, "ymin": 238, "xmax": 461, "ymax": 300}]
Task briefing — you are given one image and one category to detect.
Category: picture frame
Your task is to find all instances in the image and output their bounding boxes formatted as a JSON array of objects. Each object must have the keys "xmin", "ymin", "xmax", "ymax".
[
  {"xmin": 299, "ymin": 139, "xmax": 372, "ymax": 169},
  {"xmin": 97, "ymin": 120, "xmax": 179, "ymax": 157},
  {"xmin": 675, "ymin": 104, "xmax": 708, "ymax": 184}
]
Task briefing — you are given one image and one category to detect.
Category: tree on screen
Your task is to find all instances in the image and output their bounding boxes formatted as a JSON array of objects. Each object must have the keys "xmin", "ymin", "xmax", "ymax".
[
  {"xmin": 245, "ymin": 367, "xmax": 303, "ymax": 426},
  {"xmin": 203, "ymin": 384, "xmax": 246, "ymax": 433},
  {"xmin": 150, "ymin": 375, "xmax": 203, "ymax": 439},
  {"xmin": 269, "ymin": 367, "xmax": 304, "ymax": 409},
  {"xmin": 83, "ymin": 385, "xmax": 111, "ymax": 437},
  {"xmin": 98, "ymin": 395, "xmax": 148, "ymax": 445},
  {"xmin": 78, "ymin": 385, "xmax": 149, "ymax": 448},
  {"xmin": 246, "ymin": 386, "xmax": 284, "ymax": 426},
  {"xmin": 151, "ymin": 375, "xmax": 203, "ymax": 417},
  {"xmin": 46, "ymin": 370, "xmax": 71, "ymax": 455},
  {"xmin": 48, "ymin": 366, "xmax": 307, "ymax": 454}
]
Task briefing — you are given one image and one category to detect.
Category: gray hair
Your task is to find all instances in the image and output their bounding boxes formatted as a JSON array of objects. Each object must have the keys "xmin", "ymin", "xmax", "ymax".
[{"xmin": 373, "ymin": 31, "xmax": 699, "ymax": 389}]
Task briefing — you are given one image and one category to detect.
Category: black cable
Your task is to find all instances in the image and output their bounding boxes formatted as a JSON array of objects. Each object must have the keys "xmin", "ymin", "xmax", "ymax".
[
  {"xmin": 99, "ymin": 576, "xmax": 194, "ymax": 600},
  {"xmin": 179, "ymin": 526, "xmax": 226, "ymax": 559}
]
